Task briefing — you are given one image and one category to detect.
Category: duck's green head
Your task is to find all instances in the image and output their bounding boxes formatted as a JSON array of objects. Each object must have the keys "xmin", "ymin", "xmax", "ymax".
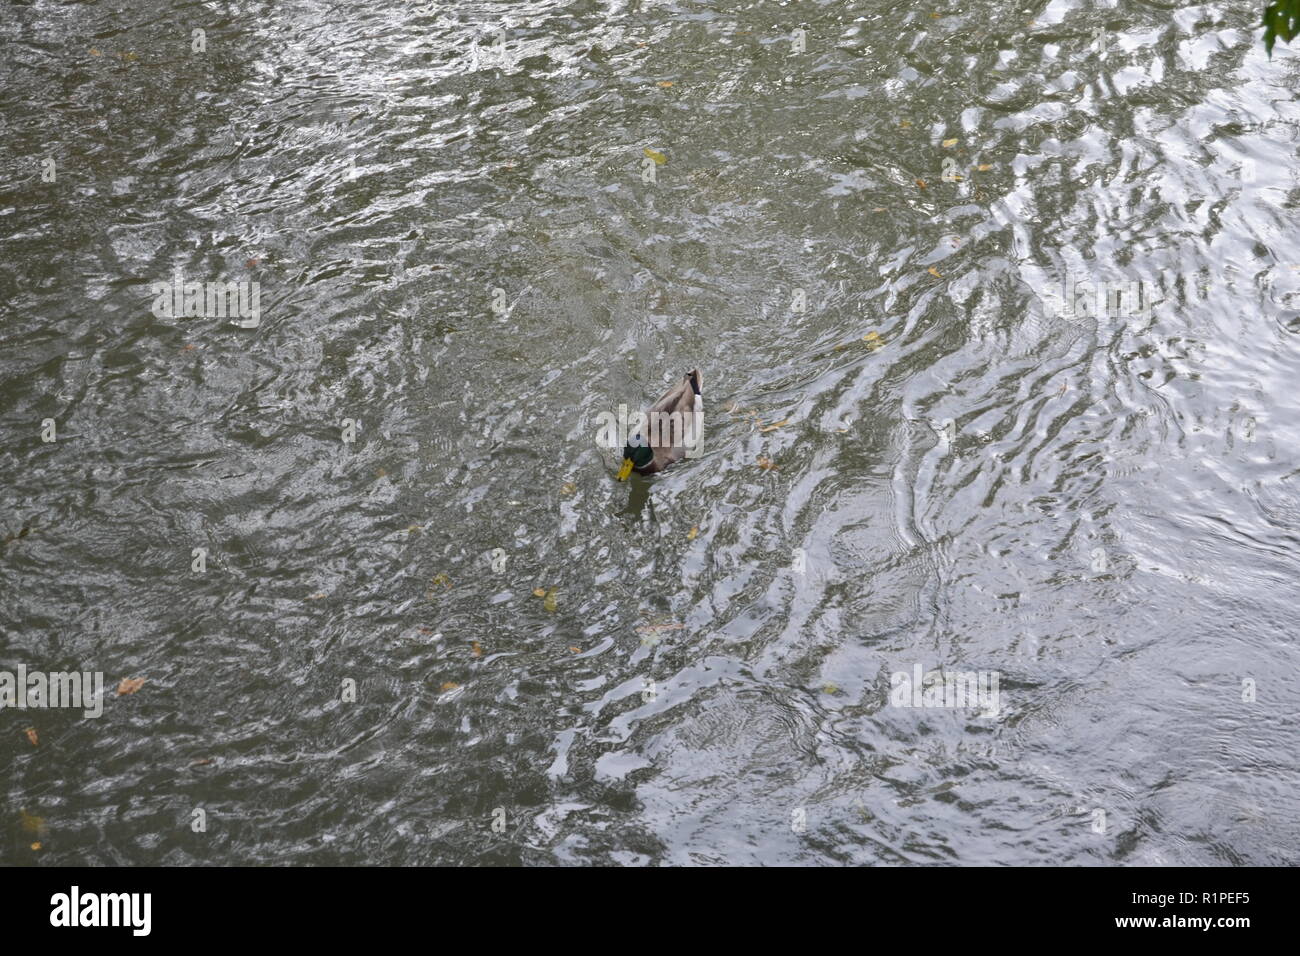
[{"xmin": 618, "ymin": 439, "xmax": 653, "ymax": 480}]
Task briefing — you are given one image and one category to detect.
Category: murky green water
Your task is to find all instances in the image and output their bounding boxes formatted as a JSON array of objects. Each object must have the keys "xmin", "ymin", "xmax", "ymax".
[{"xmin": 3, "ymin": 0, "xmax": 1299, "ymax": 865}]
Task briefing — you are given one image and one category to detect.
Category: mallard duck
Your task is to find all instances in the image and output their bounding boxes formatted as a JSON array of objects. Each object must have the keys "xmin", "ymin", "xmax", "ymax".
[{"xmin": 618, "ymin": 369, "xmax": 703, "ymax": 479}]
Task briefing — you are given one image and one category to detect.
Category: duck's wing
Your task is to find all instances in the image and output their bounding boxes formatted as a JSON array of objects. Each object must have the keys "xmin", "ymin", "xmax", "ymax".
[
  {"xmin": 645, "ymin": 370, "xmax": 703, "ymax": 471},
  {"xmin": 648, "ymin": 372, "xmax": 694, "ymax": 416}
]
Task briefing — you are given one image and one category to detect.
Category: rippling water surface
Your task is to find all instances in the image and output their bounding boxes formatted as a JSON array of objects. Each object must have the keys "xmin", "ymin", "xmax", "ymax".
[{"xmin": 3, "ymin": 0, "xmax": 1299, "ymax": 865}]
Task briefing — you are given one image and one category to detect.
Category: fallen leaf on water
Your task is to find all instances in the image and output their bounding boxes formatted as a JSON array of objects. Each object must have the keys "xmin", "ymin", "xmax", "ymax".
[
  {"xmin": 430, "ymin": 573, "xmax": 451, "ymax": 590},
  {"xmin": 760, "ymin": 419, "xmax": 789, "ymax": 432},
  {"xmin": 471, "ymin": 641, "xmax": 483, "ymax": 657},
  {"xmin": 90, "ymin": 48, "xmax": 101, "ymax": 56},
  {"xmin": 375, "ymin": 468, "xmax": 387, "ymax": 478},
  {"xmin": 190, "ymin": 758, "xmax": 213, "ymax": 767},
  {"xmin": 543, "ymin": 588, "xmax": 557, "ymax": 613},
  {"xmin": 915, "ymin": 179, "xmax": 927, "ymax": 189},
  {"xmin": 928, "ymin": 266, "xmax": 943, "ymax": 278},
  {"xmin": 637, "ymin": 621, "xmax": 686, "ymax": 638},
  {"xmin": 942, "ymin": 138, "xmax": 958, "ymax": 148},
  {"xmin": 569, "ymin": 646, "xmax": 581, "ymax": 653},
  {"xmin": 873, "ymin": 207, "xmax": 887, "ymax": 213},
  {"xmin": 532, "ymin": 587, "xmax": 546, "ymax": 598},
  {"xmin": 181, "ymin": 343, "xmax": 196, "ymax": 352},
  {"xmin": 439, "ymin": 681, "xmax": 460, "ymax": 692},
  {"xmin": 687, "ymin": 525, "xmax": 699, "ymax": 540},
  {"xmin": 419, "ymin": 626, "xmax": 434, "ymax": 634},
  {"xmin": 978, "ymin": 164, "xmax": 993, "ymax": 171},
  {"xmin": 824, "ymin": 683, "xmax": 840, "ymax": 695},
  {"xmin": 24, "ymin": 728, "xmax": 38, "ymax": 747},
  {"xmin": 644, "ymin": 147, "xmax": 667, "ymax": 165},
  {"xmin": 309, "ymin": 592, "xmax": 326, "ymax": 600},
  {"xmin": 657, "ymin": 81, "xmax": 674, "ymax": 88},
  {"xmin": 899, "ymin": 120, "xmax": 912, "ymax": 128},
  {"xmin": 757, "ymin": 456, "xmax": 779, "ymax": 471},
  {"xmin": 31, "ymin": 843, "xmax": 41, "ymax": 851},
  {"xmin": 407, "ymin": 524, "xmax": 422, "ymax": 534},
  {"xmin": 117, "ymin": 677, "xmax": 146, "ymax": 696},
  {"xmin": 560, "ymin": 481, "xmax": 577, "ymax": 496},
  {"xmin": 246, "ymin": 258, "xmax": 260, "ymax": 268}
]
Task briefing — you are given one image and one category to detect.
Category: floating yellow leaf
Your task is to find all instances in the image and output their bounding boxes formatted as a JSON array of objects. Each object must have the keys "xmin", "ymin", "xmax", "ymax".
[
  {"xmin": 978, "ymin": 163, "xmax": 993, "ymax": 171},
  {"xmin": 942, "ymin": 138, "xmax": 958, "ymax": 148},
  {"xmin": 824, "ymin": 683, "xmax": 840, "ymax": 694},
  {"xmin": 31, "ymin": 842, "xmax": 41, "ymax": 851},
  {"xmin": 430, "ymin": 573, "xmax": 451, "ymax": 590},
  {"xmin": 657, "ymin": 81, "xmax": 674, "ymax": 88},
  {"xmin": 532, "ymin": 587, "xmax": 546, "ymax": 597},
  {"xmin": 757, "ymin": 456, "xmax": 779, "ymax": 471},
  {"xmin": 644, "ymin": 147, "xmax": 667, "ymax": 165},
  {"xmin": 407, "ymin": 524, "xmax": 422, "ymax": 534},
  {"xmin": 899, "ymin": 120, "xmax": 912, "ymax": 128},
  {"xmin": 543, "ymin": 588, "xmax": 557, "ymax": 612},
  {"xmin": 927, "ymin": 266, "xmax": 942, "ymax": 278},
  {"xmin": 760, "ymin": 419, "xmax": 789, "ymax": 432},
  {"xmin": 117, "ymin": 677, "xmax": 146, "ymax": 696},
  {"xmin": 569, "ymin": 646, "xmax": 581, "ymax": 653},
  {"xmin": 90, "ymin": 48, "xmax": 101, "ymax": 56},
  {"xmin": 873, "ymin": 207, "xmax": 887, "ymax": 213},
  {"xmin": 24, "ymin": 727, "xmax": 38, "ymax": 747},
  {"xmin": 687, "ymin": 525, "xmax": 699, "ymax": 540},
  {"xmin": 439, "ymin": 681, "xmax": 460, "ymax": 692},
  {"xmin": 915, "ymin": 179, "xmax": 927, "ymax": 189},
  {"xmin": 560, "ymin": 481, "xmax": 576, "ymax": 496},
  {"xmin": 471, "ymin": 641, "xmax": 483, "ymax": 657}
]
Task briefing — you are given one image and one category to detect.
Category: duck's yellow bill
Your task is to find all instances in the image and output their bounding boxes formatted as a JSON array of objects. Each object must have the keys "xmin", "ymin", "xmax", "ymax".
[{"xmin": 617, "ymin": 458, "xmax": 634, "ymax": 481}]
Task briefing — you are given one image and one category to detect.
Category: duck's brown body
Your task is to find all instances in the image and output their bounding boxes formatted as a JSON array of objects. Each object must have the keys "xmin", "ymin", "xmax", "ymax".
[{"xmin": 625, "ymin": 369, "xmax": 703, "ymax": 476}]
